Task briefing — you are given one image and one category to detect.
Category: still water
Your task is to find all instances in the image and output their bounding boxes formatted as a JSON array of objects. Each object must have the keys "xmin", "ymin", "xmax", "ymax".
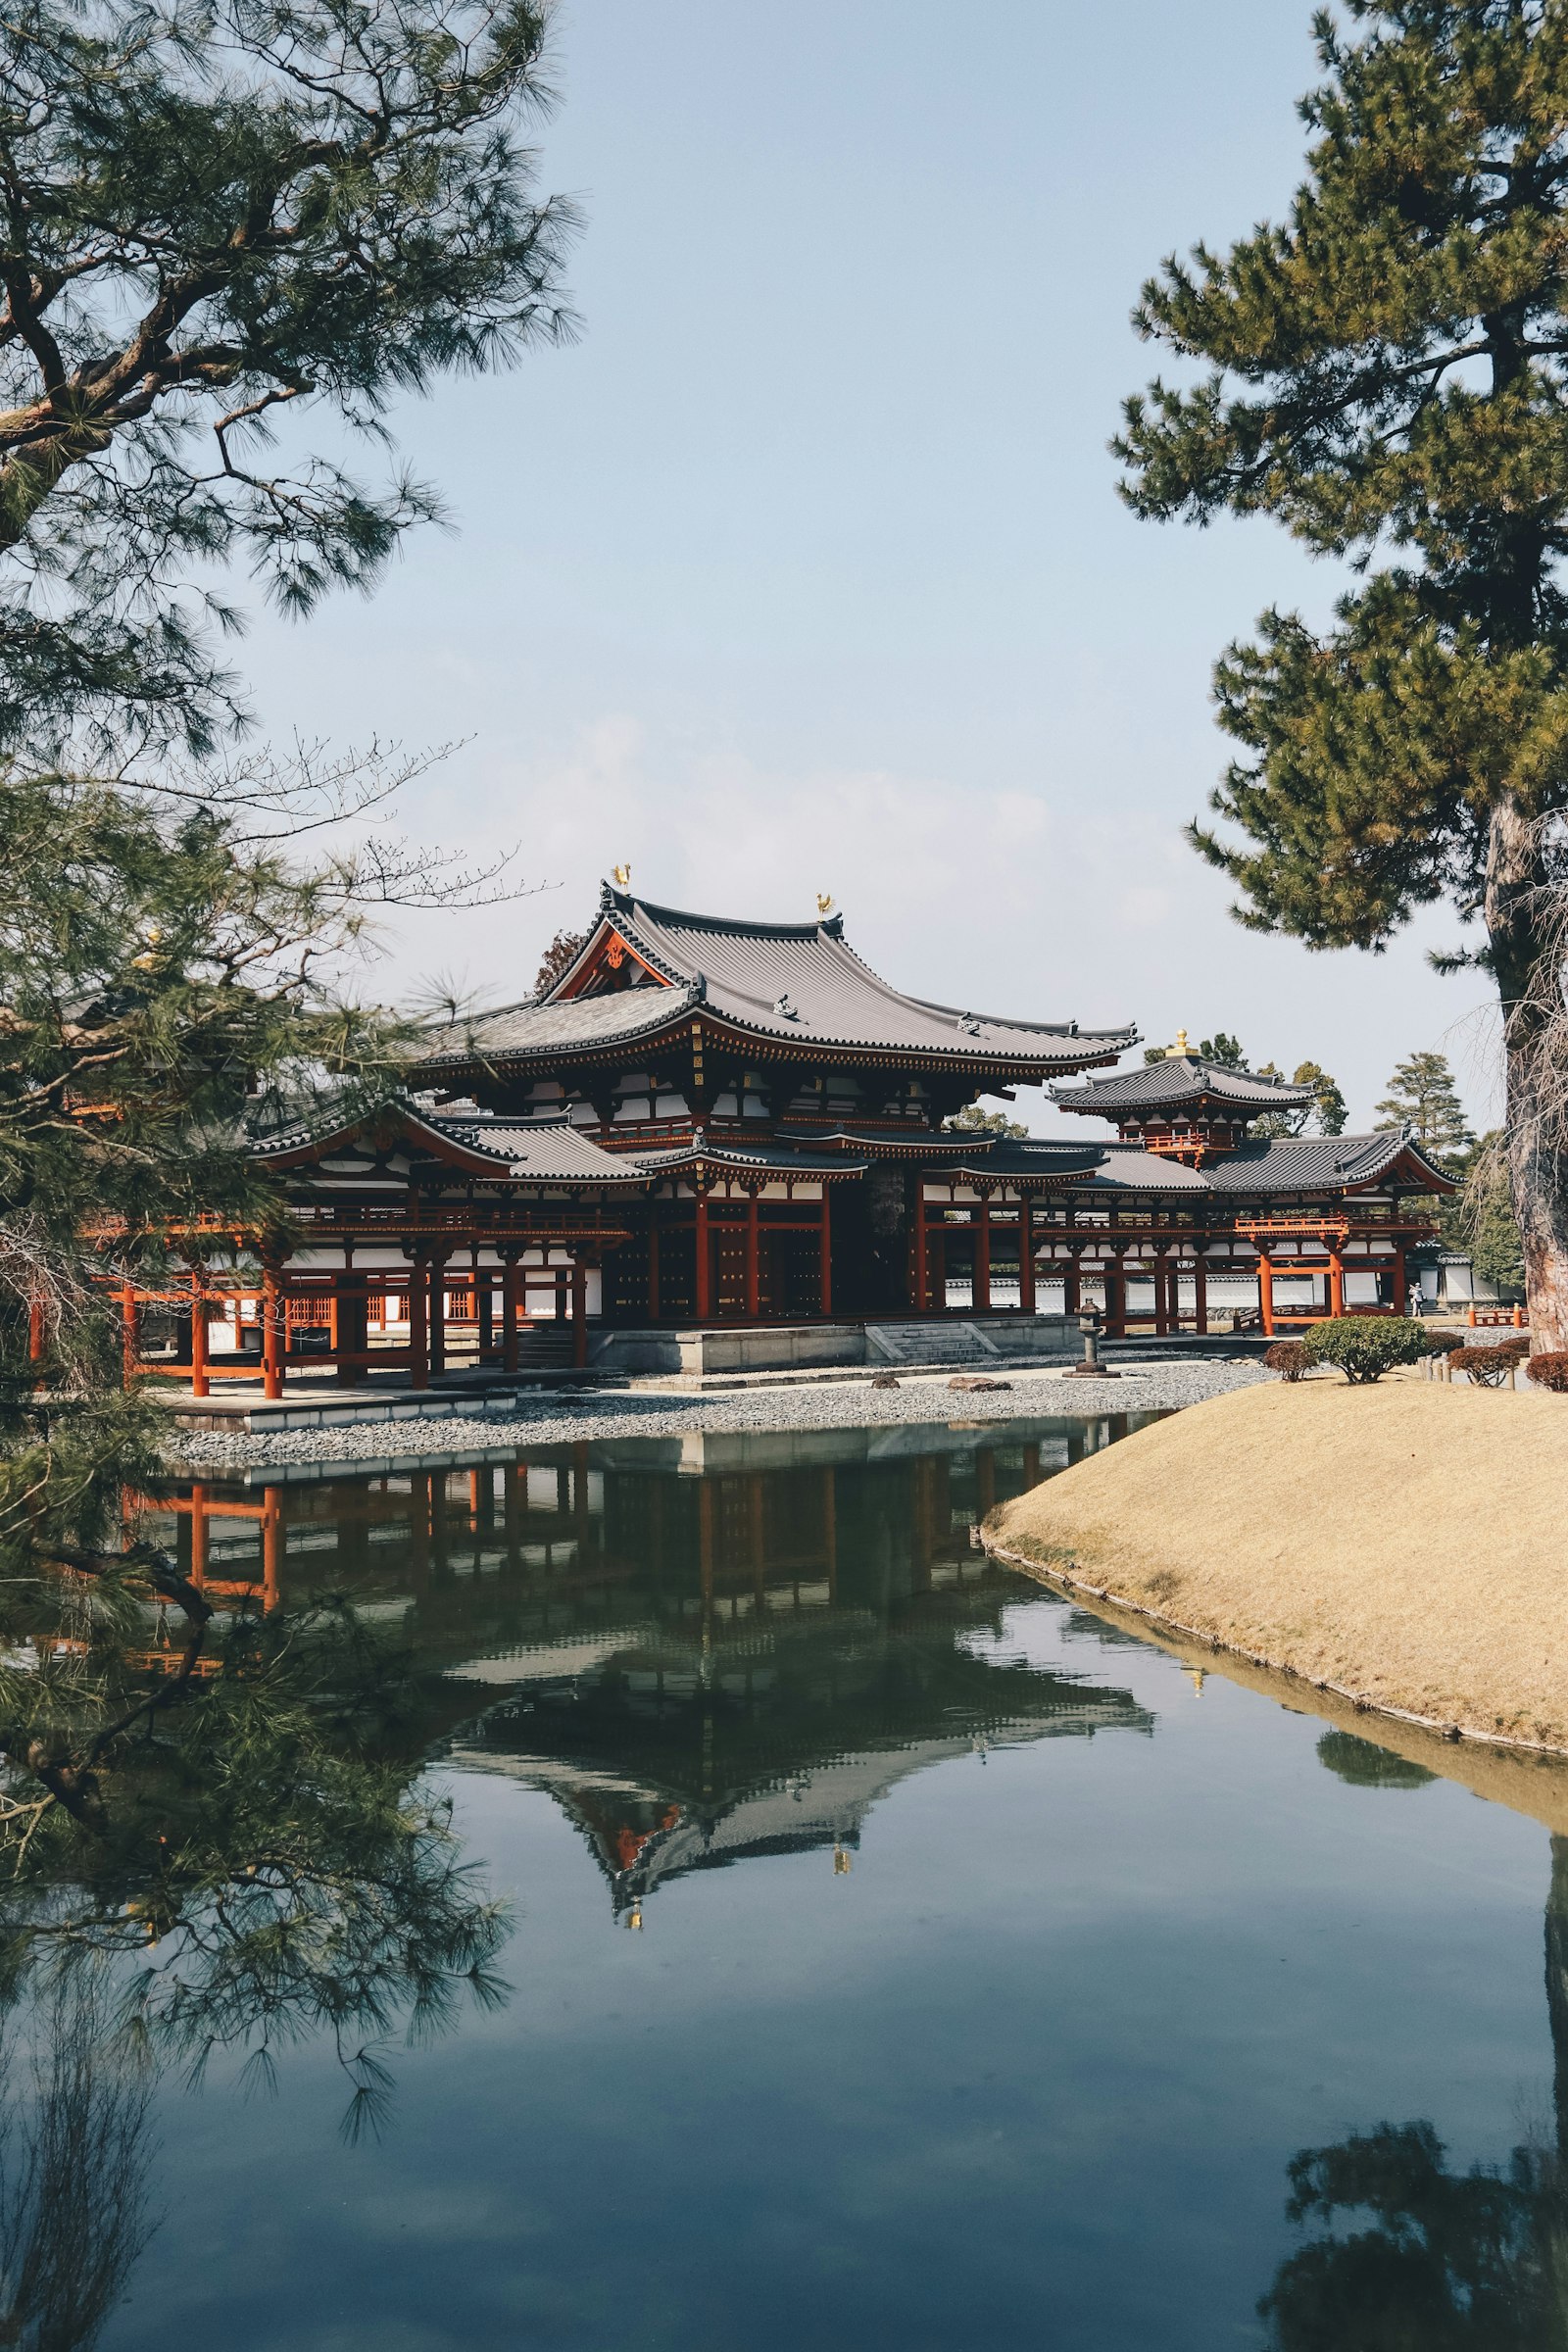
[{"xmin": 74, "ymin": 1415, "xmax": 1568, "ymax": 2347}]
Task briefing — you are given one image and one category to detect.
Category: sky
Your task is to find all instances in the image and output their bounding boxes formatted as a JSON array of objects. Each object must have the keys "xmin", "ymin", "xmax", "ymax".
[{"xmin": 236, "ymin": 0, "xmax": 1500, "ymax": 1138}]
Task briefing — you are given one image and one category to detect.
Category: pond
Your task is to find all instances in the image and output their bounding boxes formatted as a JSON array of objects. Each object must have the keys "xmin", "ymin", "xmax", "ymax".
[{"xmin": 39, "ymin": 1414, "xmax": 1568, "ymax": 2348}]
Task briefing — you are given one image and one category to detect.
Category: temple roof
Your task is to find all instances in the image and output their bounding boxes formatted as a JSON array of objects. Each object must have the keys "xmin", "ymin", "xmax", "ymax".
[
  {"xmin": 249, "ymin": 1099, "xmax": 651, "ymax": 1186},
  {"xmin": 418, "ymin": 883, "xmax": 1135, "ymax": 1074},
  {"xmin": 1199, "ymin": 1129, "xmax": 1458, "ymax": 1196},
  {"xmin": 1003, "ymin": 1127, "xmax": 1457, "ymax": 1198},
  {"xmin": 1052, "ymin": 1054, "xmax": 1316, "ymax": 1118}
]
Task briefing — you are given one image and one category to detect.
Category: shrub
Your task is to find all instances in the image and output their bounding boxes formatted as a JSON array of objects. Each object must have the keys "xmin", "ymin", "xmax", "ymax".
[
  {"xmin": 1527, "ymin": 1352, "xmax": 1568, "ymax": 1394},
  {"xmin": 1299, "ymin": 1316, "xmax": 1436, "ymax": 1385},
  {"xmin": 1449, "ymin": 1337, "xmax": 1530, "ymax": 1387},
  {"xmin": 1264, "ymin": 1341, "xmax": 1311, "ymax": 1382}
]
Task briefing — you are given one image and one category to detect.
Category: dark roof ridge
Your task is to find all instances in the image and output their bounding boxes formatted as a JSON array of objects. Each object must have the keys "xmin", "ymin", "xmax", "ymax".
[{"xmin": 601, "ymin": 878, "xmax": 844, "ymax": 943}]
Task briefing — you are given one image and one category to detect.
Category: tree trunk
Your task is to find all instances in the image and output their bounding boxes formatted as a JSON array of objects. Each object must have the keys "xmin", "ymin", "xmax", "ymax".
[{"xmin": 1487, "ymin": 798, "xmax": 1568, "ymax": 1351}]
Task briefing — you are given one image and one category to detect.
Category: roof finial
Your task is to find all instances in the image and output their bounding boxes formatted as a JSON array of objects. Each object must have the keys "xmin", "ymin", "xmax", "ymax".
[
  {"xmin": 612, "ymin": 861, "xmax": 631, "ymax": 889},
  {"xmin": 1166, "ymin": 1026, "xmax": 1191, "ymax": 1059},
  {"xmin": 815, "ymin": 891, "xmax": 835, "ymax": 917}
]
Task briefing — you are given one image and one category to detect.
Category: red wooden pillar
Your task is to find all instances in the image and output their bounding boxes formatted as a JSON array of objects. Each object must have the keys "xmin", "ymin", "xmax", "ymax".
[
  {"xmin": 1153, "ymin": 1254, "xmax": 1168, "ymax": 1338},
  {"xmin": 913, "ymin": 1182, "xmax": 929, "ymax": 1312},
  {"xmin": 409, "ymin": 1255, "xmax": 429, "ymax": 1391},
  {"xmin": 695, "ymin": 1188, "xmax": 712, "ymax": 1322},
  {"xmin": 121, "ymin": 1284, "xmax": 141, "ymax": 1386},
  {"xmin": 647, "ymin": 1215, "xmax": 661, "ymax": 1322},
  {"xmin": 973, "ymin": 1197, "xmax": 992, "ymax": 1313},
  {"xmin": 335, "ymin": 1269, "xmax": 368, "ymax": 1388},
  {"xmin": 1392, "ymin": 1250, "xmax": 1407, "ymax": 1316},
  {"xmin": 1194, "ymin": 1256, "xmax": 1208, "ymax": 1336},
  {"xmin": 1064, "ymin": 1252, "xmax": 1081, "ymax": 1317},
  {"xmin": 189, "ymin": 1482, "xmax": 210, "ymax": 1589},
  {"xmin": 262, "ymin": 1487, "xmax": 282, "ymax": 1612},
  {"xmin": 428, "ymin": 1252, "xmax": 449, "ymax": 1378},
  {"xmin": 745, "ymin": 1187, "xmax": 760, "ymax": 1321},
  {"xmin": 1258, "ymin": 1255, "xmax": 1276, "ymax": 1339},
  {"xmin": 28, "ymin": 1296, "xmax": 44, "ymax": 1367},
  {"xmin": 477, "ymin": 1261, "xmax": 495, "ymax": 1360},
  {"xmin": 818, "ymin": 1186, "xmax": 833, "ymax": 1317},
  {"xmin": 262, "ymin": 1264, "xmax": 284, "ymax": 1401},
  {"xmin": 502, "ymin": 1256, "xmax": 520, "ymax": 1373},
  {"xmin": 1106, "ymin": 1252, "xmax": 1126, "ymax": 1339},
  {"xmin": 1329, "ymin": 1250, "xmax": 1345, "ymax": 1318},
  {"xmin": 571, "ymin": 1260, "xmax": 588, "ymax": 1368},
  {"xmin": 1018, "ymin": 1197, "xmax": 1035, "ymax": 1315},
  {"xmin": 189, "ymin": 1275, "xmax": 209, "ymax": 1398}
]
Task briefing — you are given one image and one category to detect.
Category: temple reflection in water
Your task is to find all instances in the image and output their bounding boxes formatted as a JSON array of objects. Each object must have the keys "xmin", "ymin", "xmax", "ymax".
[{"xmin": 146, "ymin": 1416, "xmax": 1158, "ymax": 1924}]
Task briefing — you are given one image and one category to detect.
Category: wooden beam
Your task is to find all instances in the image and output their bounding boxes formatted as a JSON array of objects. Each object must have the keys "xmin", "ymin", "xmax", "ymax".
[
  {"xmin": 913, "ymin": 1183, "xmax": 929, "ymax": 1312},
  {"xmin": 695, "ymin": 1188, "xmax": 711, "ymax": 1322},
  {"xmin": 1018, "ymin": 1196, "xmax": 1035, "ymax": 1315},
  {"xmin": 745, "ymin": 1188, "xmax": 760, "ymax": 1320},
  {"xmin": 818, "ymin": 1187, "xmax": 833, "ymax": 1317},
  {"xmin": 974, "ymin": 1198, "xmax": 991, "ymax": 1314},
  {"xmin": 571, "ymin": 1260, "xmax": 588, "ymax": 1367},
  {"xmin": 502, "ymin": 1254, "xmax": 519, "ymax": 1374},
  {"xmin": 262, "ymin": 1264, "xmax": 284, "ymax": 1400},
  {"xmin": 409, "ymin": 1253, "xmax": 429, "ymax": 1391},
  {"xmin": 189, "ymin": 1274, "xmax": 209, "ymax": 1399}
]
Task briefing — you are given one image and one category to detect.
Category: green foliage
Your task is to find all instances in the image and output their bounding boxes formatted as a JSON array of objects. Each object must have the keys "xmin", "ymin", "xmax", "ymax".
[
  {"xmin": 1377, "ymin": 1052, "xmax": 1473, "ymax": 1160},
  {"xmin": 1200, "ymin": 1032, "xmax": 1246, "ymax": 1068},
  {"xmin": 1440, "ymin": 1130, "xmax": 1527, "ymax": 1292},
  {"xmin": 1315, "ymin": 1731, "xmax": 1437, "ymax": 1790},
  {"xmin": 1300, "ymin": 1315, "xmax": 1436, "ymax": 1382},
  {"xmin": 943, "ymin": 1103, "xmax": 1030, "ymax": 1139},
  {"xmin": 1259, "ymin": 2118, "xmax": 1566, "ymax": 2350},
  {"xmin": 0, "ymin": 0, "xmax": 577, "ymax": 760},
  {"xmin": 1292, "ymin": 1060, "xmax": 1348, "ymax": 1137}
]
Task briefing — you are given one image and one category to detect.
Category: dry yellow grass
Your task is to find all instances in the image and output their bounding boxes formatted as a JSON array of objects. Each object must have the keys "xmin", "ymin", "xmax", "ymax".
[{"xmin": 989, "ymin": 1378, "xmax": 1568, "ymax": 1752}]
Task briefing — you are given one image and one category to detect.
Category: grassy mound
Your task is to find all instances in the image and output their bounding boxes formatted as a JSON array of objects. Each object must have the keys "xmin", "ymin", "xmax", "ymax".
[{"xmin": 988, "ymin": 1380, "xmax": 1568, "ymax": 1752}]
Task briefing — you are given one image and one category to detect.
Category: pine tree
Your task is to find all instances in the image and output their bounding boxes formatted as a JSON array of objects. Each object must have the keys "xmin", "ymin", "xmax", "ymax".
[
  {"xmin": 1376, "ymin": 1051, "xmax": 1474, "ymax": 1159},
  {"xmin": 0, "ymin": 0, "xmax": 576, "ymax": 761},
  {"xmin": 943, "ymin": 1102, "xmax": 1030, "ymax": 1139},
  {"xmin": 1294, "ymin": 1060, "xmax": 1348, "ymax": 1137},
  {"xmin": 1199, "ymin": 1033, "xmax": 1247, "ymax": 1069},
  {"xmin": 1117, "ymin": 1, "xmax": 1568, "ymax": 1348}
]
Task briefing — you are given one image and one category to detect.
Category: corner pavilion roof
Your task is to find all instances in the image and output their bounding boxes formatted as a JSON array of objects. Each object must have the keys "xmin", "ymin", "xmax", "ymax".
[
  {"xmin": 976, "ymin": 1127, "xmax": 1458, "ymax": 1197},
  {"xmin": 417, "ymin": 883, "xmax": 1136, "ymax": 1076},
  {"xmin": 1051, "ymin": 1054, "xmax": 1315, "ymax": 1120}
]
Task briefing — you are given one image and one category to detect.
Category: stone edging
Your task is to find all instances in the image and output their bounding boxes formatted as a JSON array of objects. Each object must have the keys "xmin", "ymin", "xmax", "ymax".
[{"xmin": 981, "ymin": 1534, "xmax": 1568, "ymax": 1763}]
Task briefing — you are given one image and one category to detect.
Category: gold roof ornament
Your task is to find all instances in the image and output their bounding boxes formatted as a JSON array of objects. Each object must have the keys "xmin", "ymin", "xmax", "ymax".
[
  {"xmin": 833, "ymin": 1844, "xmax": 852, "ymax": 1875},
  {"xmin": 816, "ymin": 892, "xmax": 835, "ymax": 917},
  {"xmin": 1165, "ymin": 1026, "xmax": 1191, "ymax": 1058},
  {"xmin": 612, "ymin": 861, "xmax": 632, "ymax": 888}
]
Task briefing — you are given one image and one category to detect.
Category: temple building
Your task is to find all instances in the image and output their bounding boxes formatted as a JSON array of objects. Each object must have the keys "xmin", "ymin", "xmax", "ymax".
[{"xmin": 123, "ymin": 882, "xmax": 1457, "ymax": 1395}]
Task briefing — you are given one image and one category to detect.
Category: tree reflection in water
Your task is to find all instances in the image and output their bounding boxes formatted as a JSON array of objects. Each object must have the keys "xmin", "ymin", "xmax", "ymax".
[
  {"xmin": 1261, "ymin": 1801, "xmax": 1568, "ymax": 2350},
  {"xmin": 0, "ymin": 1976, "xmax": 154, "ymax": 2352}
]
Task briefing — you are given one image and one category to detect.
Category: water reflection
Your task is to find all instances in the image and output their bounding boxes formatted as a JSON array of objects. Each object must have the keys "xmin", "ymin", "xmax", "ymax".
[
  {"xmin": 8, "ymin": 1414, "xmax": 1568, "ymax": 2349},
  {"xmin": 146, "ymin": 1417, "xmax": 1157, "ymax": 1926},
  {"xmin": 1258, "ymin": 1812, "xmax": 1568, "ymax": 2347}
]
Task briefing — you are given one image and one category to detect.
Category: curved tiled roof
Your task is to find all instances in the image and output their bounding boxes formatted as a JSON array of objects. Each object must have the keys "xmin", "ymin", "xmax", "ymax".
[
  {"xmin": 419, "ymin": 979, "xmax": 704, "ymax": 1068},
  {"xmin": 250, "ymin": 1100, "xmax": 650, "ymax": 1186},
  {"xmin": 419, "ymin": 884, "xmax": 1135, "ymax": 1074},
  {"xmin": 1052, "ymin": 1055, "xmax": 1315, "ymax": 1116},
  {"xmin": 1200, "ymin": 1129, "xmax": 1457, "ymax": 1196}
]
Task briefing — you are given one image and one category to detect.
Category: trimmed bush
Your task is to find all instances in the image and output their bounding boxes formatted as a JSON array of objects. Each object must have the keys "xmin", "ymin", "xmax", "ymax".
[
  {"xmin": 1299, "ymin": 1315, "xmax": 1436, "ymax": 1385},
  {"xmin": 1527, "ymin": 1351, "xmax": 1568, "ymax": 1394},
  {"xmin": 1449, "ymin": 1337, "xmax": 1530, "ymax": 1388},
  {"xmin": 1264, "ymin": 1341, "xmax": 1311, "ymax": 1382}
]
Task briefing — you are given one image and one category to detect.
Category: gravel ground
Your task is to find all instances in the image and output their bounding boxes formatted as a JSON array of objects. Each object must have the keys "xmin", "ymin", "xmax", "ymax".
[{"xmin": 167, "ymin": 1357, "xmax": 1273, "ymax": 1472}]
